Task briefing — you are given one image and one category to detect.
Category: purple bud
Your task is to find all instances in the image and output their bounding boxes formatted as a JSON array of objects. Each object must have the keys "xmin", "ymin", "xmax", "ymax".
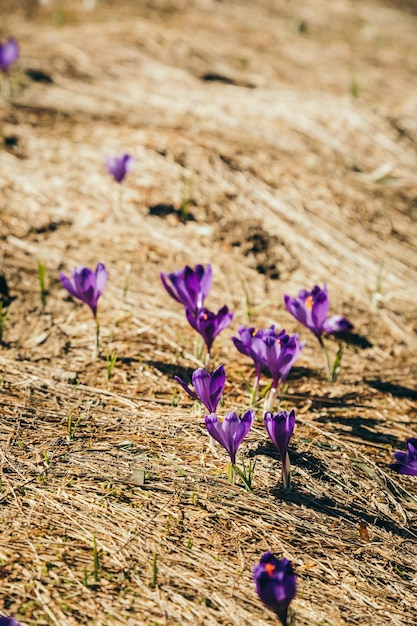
[
  {"xmin": 105, "ymin": 153, "xmax": 136, "ymax": 183},
  {"xmin": 389, "ymin": 438, "xmax": 417, "ymax": 476},
  {"xmin": 0, "ymin": 37, "xmax": 19, "ymax": 72},
  {"xmin": 205, "ymin": 409, "xmax": 255, "ymax": 464},
  {"xmin": 253, "ymin": 552, "xmax": 297, "ymax": 626},
  {"xmin": 60, "ymin": 263, "xmax": 108, "ymax": 318},
  {"xmin": 175, "ymin": 365, "xmax": 225, "ymax": 413}
]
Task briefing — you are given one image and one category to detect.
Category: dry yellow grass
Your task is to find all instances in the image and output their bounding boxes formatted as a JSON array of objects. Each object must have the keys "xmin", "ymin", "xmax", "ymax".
[{"xmin": 0, "ymin": 1, "xmax": 416, "ymax": 624}]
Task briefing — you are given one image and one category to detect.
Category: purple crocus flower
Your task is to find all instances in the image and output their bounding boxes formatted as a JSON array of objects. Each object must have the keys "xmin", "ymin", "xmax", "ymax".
[
  {"xmin": 264, "ymin": 409, "xmax": 296, "ymax": 490},
  {"xmin": 284, "ymin": 284, "xmax": 353, "ymax": 340},
  {"xmin": 60, "ymin": 263, "xmax": 108, "ymax": 318},
  {"xmin": 161, "ymin": 264, "xmax": 212, "ymax": 316},
  {"xmin": 205, "ymin": 409, "xmax": 255, "ymax": 464},
  {"xmin": 262, "ymin": 328, "xmax": 305, "ymax": 390},
  {"xmin": 0, "ymin": 618, "xmax": 21, "ymax": 626},
  {"xmin": 0, "ymin": 37, "xmax": 19, "ymax": 72},
  {"xmin": 186, "ymin": 305, "xmax": 233, "ymax": 355},
  {"xmin": 232, "ymin": 325, "xmax": 267, "ymax": 384},
  {"xmin": 253, "ymin": 552, "xmax": 297, "ymax": 626},
  {"xmin": 105, "ymin": 153, "xmax": 136, "ymax": 183},
  {"xmin": 175, "ymin": 365, "xmax": 225, "ymax": 413},
  {"xmin": 389, "ymin": 438, "xmax": 417, "ymax": 476}
]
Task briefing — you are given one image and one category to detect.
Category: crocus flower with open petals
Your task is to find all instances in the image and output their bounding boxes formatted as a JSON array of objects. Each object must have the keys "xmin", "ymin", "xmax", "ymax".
[
  {"xmin": 389, "ymin": 438, "xmax": 417, "ymax": 476},
  {"xmin": 205, "ymin": 410, "xmax": 254, "ymax": 465},
  {"xmin": 161, "ymin": 264, "xmax": 212, "ymax": 316},
  {"xmin": 0, "ymin": 37, "xmax": 19, "ymax": 72},
  {"xmin": 262, "ymin": 328, "xmax": 305, "ymax": 389},
  {"xmin": 232, "ymin": 325, "xmax": 267, "ymax": 390},
  {"xmin": 186, "ymin": 305, "xmax": 233, "ymax": 355},
  {"xmin": 175, "ymin": 365, "xmax": 225, "ymax": 413},
  {"xmin": 60, "ymin": 263, "xmax": 108, "ymax": 318},
  {"xmin": 105, "ymin": 153, "xmax": 136, "ymax": 183},
  {"xmin": 264, "ymin": 409, "xmax": 296, "ymax": 490},
  {"xmin": 253, "ymin": 552, "xmax": 297, "ymax": 626},
  {"xmin": 284, "ymin": 284, "xmax": 352, "ymax": 340}
]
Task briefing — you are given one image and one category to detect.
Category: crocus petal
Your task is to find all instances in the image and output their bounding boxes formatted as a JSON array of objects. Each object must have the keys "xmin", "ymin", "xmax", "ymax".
[
  {"xmin": 95, "ymin": 262, "xmax": 108, "ymax": 297},
  {"xmin": 0, "ymin": 618, "xmax": 21, "ymax": 626},
  {"xmin": 310, "ymin": 285, "xmax": 329, "ymax": 332},
  {"xmin": 0, "ymin": 37, "xmax": 19, "ymax": 71},
  {"xmin": 174, "ymin": 375, "xmax": 199, "ymax": 402},
  {"xmin": 322, "ymin": 315, "xmax": 353, "ymax": 334},
  {"xmin": 59, "ymin": 272, "xmax": 79, "ymax": 300},
  {"xmin": 389, "ymin": 437, "xmax": 417, "ymax": 476},
  {"xmin": 105, "ymin": 153, "xmax": 135, "ymax": 183}
]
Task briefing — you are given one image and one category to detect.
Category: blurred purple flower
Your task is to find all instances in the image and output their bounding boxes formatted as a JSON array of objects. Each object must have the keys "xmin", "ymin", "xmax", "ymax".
[
  {"xmin": 0, "ymin": 37, "xmax": 19, "ymax": 72},
  {"xmin": 186, "ymin": 305, "xmax": 233, "ymax": 354},
  {"xmin": 253, "ymin": 552, "xmax": 297, "ymax": 626},
  {"xmin": 0, "ymin": 618, "xmax": 21, "ymax": 626},
  {"xmin": 389, "ymin": 438, "xmax": 417, "ymax": 476},
  {"xmin": 284, "ymin": 284, "xmax": 353, "ymax": 340},
  {"xmin": 161, "ymin": 264, "xmax": 212, "ymax": 316},
  {"xmin": 232, "ymin": 325, "xmax": 267, "ymax": 383},
  {"xmin": 105, "ymin": 153, "xmax": 136, "ymax": 183},
  {"xmin": 264, "ymin": 409, "xmax": 296, "ymax": 489},
  {"xmin": 60, "ymin": 263, "xmax": 108, "ymax": 318},
  {"xmin": 262, "ymin": 327, "xmax": 305, "ymax": 389},
  {"xmin": 205, "ymin": 409, "xmax": 255, "ymax": 464},
  {"xmin": 175, "ymin": 364, "xmax": 225, "ymax": 413}
]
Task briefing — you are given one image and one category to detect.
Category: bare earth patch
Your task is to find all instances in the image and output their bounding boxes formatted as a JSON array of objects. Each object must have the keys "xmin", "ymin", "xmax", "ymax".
[{"xmin": 0, "ymin": 1, "xmax": 416, "ymax": 625}]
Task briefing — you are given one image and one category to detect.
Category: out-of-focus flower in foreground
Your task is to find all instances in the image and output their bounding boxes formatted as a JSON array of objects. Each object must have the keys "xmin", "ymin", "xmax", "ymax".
[
  {"xmin": 175, "ymin": 364, "xmax": 225, "ymax": 413},
  {"xmin": 284, "ymin": 284, "xmax": 352, "ymax": 340},
  {"xmin": 60, "ymin": 263, "xmax": 108, "ymax": 318},
  {"xmin": 105, "ymin": 153, "xmax": 136, "ymax": 184},
  {"xmin": 186, "ymin": 305, "xmax": 233, "ymax": 356},
  {"xmin": 0, "ymin": 37, "xmax": 19, "ymax": 72},
  {"xmin": 205, "ymin": 409, "xmax": 254, "ymax": 465},
  {"xmin": 161, "ymin": 264, "xmax": 212, "ymax": 316},
  {"xmin": 253, "ymin": 552, "xmax": 297, "ymax": 626},
  {"xmin": 389, "ymin": 438, "xmax": 417, "ymax": 476},
  {"xmin": 0, "ymin": 617, "xmax": 21, "ymax": 626},
  {"xmin": 264, "ymin": 409, "xmax": 296, "ymax": 490}
]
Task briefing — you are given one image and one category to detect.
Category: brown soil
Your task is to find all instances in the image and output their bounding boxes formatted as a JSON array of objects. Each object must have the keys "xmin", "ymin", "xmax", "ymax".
[{"xmin": 1, "ymin": 1, "xmax": 416, "ymax": 625}]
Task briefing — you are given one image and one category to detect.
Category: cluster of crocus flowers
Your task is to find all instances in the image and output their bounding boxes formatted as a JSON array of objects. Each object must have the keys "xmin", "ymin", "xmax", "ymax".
[
  {"xmin": 161, "ymin": 263, "xmax": 233, "ymax": 366},
  {"xmin": 284, "ymin": 284, "xmax": 352, "ymax": 381},
  {"xmin": 232, "ymin": 325, "xmax": 304, "ymax": 410},
  {"xmin": 389, "ymin": 438, "xmax": 417, "ymax": 476},
  {"xmin": 253, "ymin": 552, "xmax": 297, "ymax": 626},
  {"xmin": 0, "ymin": 37, "xmax": 19, "ymax": 72},
  {"xmin": 60, "ymin": 263, "xmax": 108, "ymax": 357}
]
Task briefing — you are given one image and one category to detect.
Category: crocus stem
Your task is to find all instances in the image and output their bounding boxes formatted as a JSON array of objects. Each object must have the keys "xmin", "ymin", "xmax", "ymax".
[
  {"xmin": 250, "ymin": 375, "xmax": 260, "ymax": 406},
  {"xmin": 319, "ymin": 336, "xmax": 332, "ymax": 381},
  {"xmin": 205, "ymin": 351, "xmax": 211, "ymax": 370},
  {"xmin": 282, "ymin": 452, "xmax": 291, "ymax": 491},
  {"xmin": 266, "ymin": 386, "xmax": 278, "ymax": 412},
  {"xmin": 94, "ymin": 318, "xmax": 100, "ymax": 359},
  {"xmin": 228, "ymin": 462, "xmax": 236, "ymax": 486}
]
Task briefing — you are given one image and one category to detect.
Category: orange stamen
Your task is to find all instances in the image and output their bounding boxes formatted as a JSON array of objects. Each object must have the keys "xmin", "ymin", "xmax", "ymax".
[
  {"xmin": 305, "ymin": 295, "xmax": 313, "ymax": 311},
  {"xmin": 265, "ymin": 563, "xmax": 276, "ymax": 577}
]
